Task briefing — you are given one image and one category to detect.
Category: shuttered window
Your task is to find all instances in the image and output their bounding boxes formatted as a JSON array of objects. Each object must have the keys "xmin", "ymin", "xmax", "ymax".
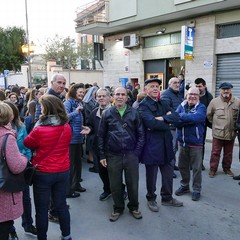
[{"xmin": 216, "ymin": 54, "xmax": 240, "ymax": 97}]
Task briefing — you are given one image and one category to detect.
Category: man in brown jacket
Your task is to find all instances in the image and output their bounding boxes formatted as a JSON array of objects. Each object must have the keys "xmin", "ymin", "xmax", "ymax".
[{"xmin": 207, "ymin": 82, "xmax": 240, "ymax": 177}]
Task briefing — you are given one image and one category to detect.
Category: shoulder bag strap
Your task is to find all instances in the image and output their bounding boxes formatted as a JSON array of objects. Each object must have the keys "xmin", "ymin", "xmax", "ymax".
[{"xmin": 1, "ymin": 133, "xmax": 11, "ymax": 162}]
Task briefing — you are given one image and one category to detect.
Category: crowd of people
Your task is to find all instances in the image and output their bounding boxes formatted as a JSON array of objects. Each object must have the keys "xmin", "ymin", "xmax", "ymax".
[{"xmin": 0, "ymin": 73, "xmax": 240, "ymax": 240}]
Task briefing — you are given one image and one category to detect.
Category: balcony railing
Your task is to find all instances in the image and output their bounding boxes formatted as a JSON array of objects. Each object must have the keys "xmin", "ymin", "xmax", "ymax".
[{"xmin": 75, "ymin": 0, "xmax": 109, "ymax": 27}]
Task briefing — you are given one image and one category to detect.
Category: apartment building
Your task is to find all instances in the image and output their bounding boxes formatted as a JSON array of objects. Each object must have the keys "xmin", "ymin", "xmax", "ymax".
[{"xmin": 75, "ymin": 0, "xmax": 240, "ymax": 95}]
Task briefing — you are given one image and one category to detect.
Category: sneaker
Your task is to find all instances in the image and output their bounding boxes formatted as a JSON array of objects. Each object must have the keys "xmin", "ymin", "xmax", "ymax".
[
  {"xmin": 130, "ymin": 210, "xmax": 143, "ymax": 219},
  {"xmin": 9, "ymin": 231, "xmax": 19, "ymax": 240},
  {"xmin": 99, "ymin": 192, "xmax": 111, "ymax": 201},
  {"xmin": 24, "ymin": 225, "xmax": 37, "ymax": 236},
  {"xmin": 192, "ymin": 192, "xmax": 201, "ymax": 201},
  {"xmin": 109, "ymin": 212, "xmax": 121, "ymax": 222},
  {"xmin": 147, "ymin": 200, "xmax": 159, "ymax": 212},
  {"xmin": 233, "ymin": 175, "xmax": 240, "ymax": 180},
  {"xmin": 223, "ymin": 168, "xmax": 234, "ymax": 177},
  {"xmin": 175, "ymin": 186, "xmax": 190, "ymax": 196},
  {"xmin": 161, "ymin": 198, "xmax": 183, "ymax": 207},
  {"xmin": 48, "ymin": 213, "xmax": 59, "ymax": 224},
  {"xmin": 209, "ymin": 170, "xmax": 216, "ymax": 178}
]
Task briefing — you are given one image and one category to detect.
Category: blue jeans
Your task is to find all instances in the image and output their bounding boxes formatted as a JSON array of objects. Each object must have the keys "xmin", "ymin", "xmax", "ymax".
[
  {"xmin": 22, "ymin": 185, "xmax": 34, "ymax": 229},
  {"xmin": 33, "ymin": 170, "xmax": 71, "ymax": 240}
]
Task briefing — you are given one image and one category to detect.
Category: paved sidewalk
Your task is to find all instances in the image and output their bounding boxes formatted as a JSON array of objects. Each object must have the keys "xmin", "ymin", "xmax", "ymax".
[{"xmin": 15, "ymin": 141, "xmax": 240, "ymax": 240}]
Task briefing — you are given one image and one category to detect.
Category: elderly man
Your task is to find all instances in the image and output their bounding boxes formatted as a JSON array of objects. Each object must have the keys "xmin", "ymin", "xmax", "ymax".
[
  {"xmin": 35, "ymin": 74, "xmax": 66, "ymax": 121},
  {"xmin": 98, "ymin": 87, "xmax": 145, "ymax": 222},
  {"xmin": 207, "ymin": 82, "xmax": 240, "ymax": 177},
  {"xmin": 139, "ymin": 78, "xmax": 183, "ymax": 213},
  {"xmin": 175, "ymin": 87, "xmax": 206, "ymax": 201},
  {"xmin": 81, "ymin": 88, "xmax": 112, "ymax": 201},
  {"xmin": 161, "ymin": 77, "xmax": 183, "ymax": 176}
]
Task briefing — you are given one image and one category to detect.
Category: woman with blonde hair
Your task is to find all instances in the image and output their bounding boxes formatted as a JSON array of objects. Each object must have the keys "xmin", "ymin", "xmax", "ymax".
[{"xmin": 0, "ymin": 102, "xmax": 28, "ymax": 240}]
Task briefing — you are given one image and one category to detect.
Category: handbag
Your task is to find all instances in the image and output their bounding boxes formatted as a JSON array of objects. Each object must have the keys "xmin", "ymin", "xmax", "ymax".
[
  {"xmin": 24, "ymin": 162, "xmax": 36, "ymax": 186},
  {"xmin": 0, "ymin": 133, "xmax": 26, "ymax": 192}
]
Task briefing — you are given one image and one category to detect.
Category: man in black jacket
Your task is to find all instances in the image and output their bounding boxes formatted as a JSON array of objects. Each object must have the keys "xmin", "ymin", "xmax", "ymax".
[
  {"xmin": 98, "ymin": 87, "xmax": 145, "ymax": 222},
  {"xmin": 195, "ymin": 78, "xmax": 213, "ymax": 170}
]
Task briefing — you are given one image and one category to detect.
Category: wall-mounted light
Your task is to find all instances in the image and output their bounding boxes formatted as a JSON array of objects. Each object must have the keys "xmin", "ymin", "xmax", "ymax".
[
  {"xmin": 115, "ymin": 38, "xmax": 122, "ymax": 42},
  {"xmin": 156, "ymin": 27, "xmax": 166, "ymax": 34}
]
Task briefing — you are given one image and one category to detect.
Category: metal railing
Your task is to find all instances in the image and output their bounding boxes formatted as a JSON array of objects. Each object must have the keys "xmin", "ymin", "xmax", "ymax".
[{"xmin": 75, "ymin": 0, "xmax": 109, "ymax": 27}]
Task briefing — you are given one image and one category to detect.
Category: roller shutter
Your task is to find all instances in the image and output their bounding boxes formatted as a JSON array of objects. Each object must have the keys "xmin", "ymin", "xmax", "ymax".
[{"xmin": 216, "ymin": 53, "xmax": 240, "ymax": 97}]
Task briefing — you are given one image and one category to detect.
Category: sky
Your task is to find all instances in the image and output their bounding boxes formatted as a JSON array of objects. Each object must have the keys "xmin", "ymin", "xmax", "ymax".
[{"xmin": 0, "ymin": 0, "xmax": 94, "ymax": 53}]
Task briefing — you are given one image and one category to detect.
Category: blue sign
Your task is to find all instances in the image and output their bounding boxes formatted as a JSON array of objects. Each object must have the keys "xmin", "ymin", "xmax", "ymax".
[
  {"xmin": 181, "ymin": 26, "xmax": 195, "ymax": 60},
  {"xmin": 4, "ymin": 70, "xmax": 9, "ymax": 77},
  {"xmin": 119, "ymin": 78, "xmax": 128, "ymax": 88}
]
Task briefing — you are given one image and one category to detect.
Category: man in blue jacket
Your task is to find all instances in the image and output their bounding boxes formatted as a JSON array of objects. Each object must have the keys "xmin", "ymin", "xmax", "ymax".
[
  {"xmin": 175, "ymin": 87, "xmax": 206, "ymax": 201},
  {"xmin": 139, "ymin": 78, "xmax": 183, "ymax": 212},
  {"xmin": 161, "ymin": 77, "xmax": 183, "ymax": 177}
]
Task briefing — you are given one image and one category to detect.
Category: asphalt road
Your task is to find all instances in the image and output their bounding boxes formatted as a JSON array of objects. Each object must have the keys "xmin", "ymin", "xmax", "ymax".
[{"xmin": 15, "ymin": 140, "xmax": 240, "ymax": 240}]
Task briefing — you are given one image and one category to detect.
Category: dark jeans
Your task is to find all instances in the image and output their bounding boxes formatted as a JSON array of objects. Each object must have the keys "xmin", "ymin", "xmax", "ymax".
[
  {"xmin": 0, "ymin": 220, "xmax": 13, "ymax": 240},
  {"xmin": 145, "ymin": 161, "xmax": 174, "ymax": 202},
  {"xmin": 67, "ymin": 144, "xmax": 82, "ymax": 195},
  {"xmin": 22, "ymin": 185, "xmax": 34, "ymax": 229},
  {"xmin": 107, "ymin": 152, "xmax": 139, "ymax": 213},
  {"xmin": 178, "ymin": 146, "xmax": 203, "ymax": 192},
  {"xmin": 33, "ymin": 171, "xmax": 71, "ymax": 240},
  {"xmin": 210, "ymin": 137, "xmax": 235, "ymax": 171}
]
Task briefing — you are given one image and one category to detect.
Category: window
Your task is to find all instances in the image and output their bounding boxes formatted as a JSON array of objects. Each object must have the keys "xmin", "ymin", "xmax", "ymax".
[
  {"xmin": 144, "ymin": 32, "xmax": 181, "ymax": 48},
  {"xmin": 217, "ymin": 23, "xmax": 240, "ymax": 39}
]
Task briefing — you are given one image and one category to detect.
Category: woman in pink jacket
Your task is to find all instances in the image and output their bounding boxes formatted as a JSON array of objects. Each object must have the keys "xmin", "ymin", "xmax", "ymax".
[
  {"xmin": 0, "ymin": 102, "xmax": 28, "ymax": 240},
  {"xmin": 24, "ymin": 95, "xmax": 72, "ymax": 240}
]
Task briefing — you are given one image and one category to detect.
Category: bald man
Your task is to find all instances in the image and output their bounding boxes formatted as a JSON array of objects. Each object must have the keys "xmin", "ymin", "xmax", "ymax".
[{"xmin": 98, "ymin": 87, "xmax": 145, "ymax": 222}]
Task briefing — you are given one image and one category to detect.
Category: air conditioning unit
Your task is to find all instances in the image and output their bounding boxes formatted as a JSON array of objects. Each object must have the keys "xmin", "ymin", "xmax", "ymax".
[{"xmin": 123, "ymin": 34, "xmax": 139, "ymax": 48}]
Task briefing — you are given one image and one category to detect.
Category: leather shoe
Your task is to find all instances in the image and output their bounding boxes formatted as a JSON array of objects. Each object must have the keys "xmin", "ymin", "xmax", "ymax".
[
  {"xmin": 233, "ymin": 175, "xmax": 240, "ymax": 180},
  {"xmin": 75, "ymin": 186, "xmax": 86, "ymax": 192},
  {"xmin": 66, "ymin": 192, "xmax": 80, "ymax": 198}
]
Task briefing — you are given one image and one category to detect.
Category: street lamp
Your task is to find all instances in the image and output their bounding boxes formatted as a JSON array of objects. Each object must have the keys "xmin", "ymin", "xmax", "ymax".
[{"xmin": 22, "ymin": 42, "xmax": 36, "ymax": 88}]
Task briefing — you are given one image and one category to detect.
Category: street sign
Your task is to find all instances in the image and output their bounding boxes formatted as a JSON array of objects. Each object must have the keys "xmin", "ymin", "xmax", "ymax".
[{"xmin": 4, "ymin": 70, "xmax": 9, "ymax": 77}]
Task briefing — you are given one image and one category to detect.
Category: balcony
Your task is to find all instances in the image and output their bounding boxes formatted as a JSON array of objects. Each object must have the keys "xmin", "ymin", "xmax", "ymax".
[{"xmin": 75, "ymin": 0, "xmax": 108, "ymax": 27}]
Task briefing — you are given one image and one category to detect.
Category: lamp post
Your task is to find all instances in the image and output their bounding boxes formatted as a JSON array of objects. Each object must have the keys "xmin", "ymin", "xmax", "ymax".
[
  {"xmin": 22, "ymin": 42, "xmax": 36, "ymax": 88},
  {"xmin": 23, "ymin": 0, "xmax": 35, "ymax": 88}
]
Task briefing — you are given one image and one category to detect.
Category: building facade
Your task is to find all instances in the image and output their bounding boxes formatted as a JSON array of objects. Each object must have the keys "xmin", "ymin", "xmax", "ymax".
[{"xmin": 75, "ymin": 0, "xmax": 240, "ymax": 96}]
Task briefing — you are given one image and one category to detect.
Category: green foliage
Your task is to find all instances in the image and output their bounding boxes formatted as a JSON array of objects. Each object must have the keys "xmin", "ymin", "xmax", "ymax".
[
  {"xmin": 0, "ymin": 27, "xmax": 26, "ymax": 73},
  {"xmin": 43, "ymin": 35, "xmax": 78, "ymax": 69},
  {"xmin": 43, "ymin": 35, "xmax": 94, "ymax": 69}
]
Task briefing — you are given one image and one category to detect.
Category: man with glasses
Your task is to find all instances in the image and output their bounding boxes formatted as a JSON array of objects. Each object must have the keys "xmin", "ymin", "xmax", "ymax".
[
  {"xmin": 161, "ymin": 77, "xmax": 183, "ymax": 177},
  {"xmin": 98, "ymin": 87, "xmax": 145, "ymax": 222},
  {"xmin": 207, "ymin": 82, "xmax": 240, "ymax": 178},
  {"xmin": 175, "ymin": 87, "xmax": 206, "ymax": 201}
]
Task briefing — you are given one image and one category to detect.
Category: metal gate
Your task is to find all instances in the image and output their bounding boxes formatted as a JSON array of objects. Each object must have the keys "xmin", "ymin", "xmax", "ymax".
[{"xmin": 216, "ymin": 53, "xmax": 240, "ymax": 97}]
